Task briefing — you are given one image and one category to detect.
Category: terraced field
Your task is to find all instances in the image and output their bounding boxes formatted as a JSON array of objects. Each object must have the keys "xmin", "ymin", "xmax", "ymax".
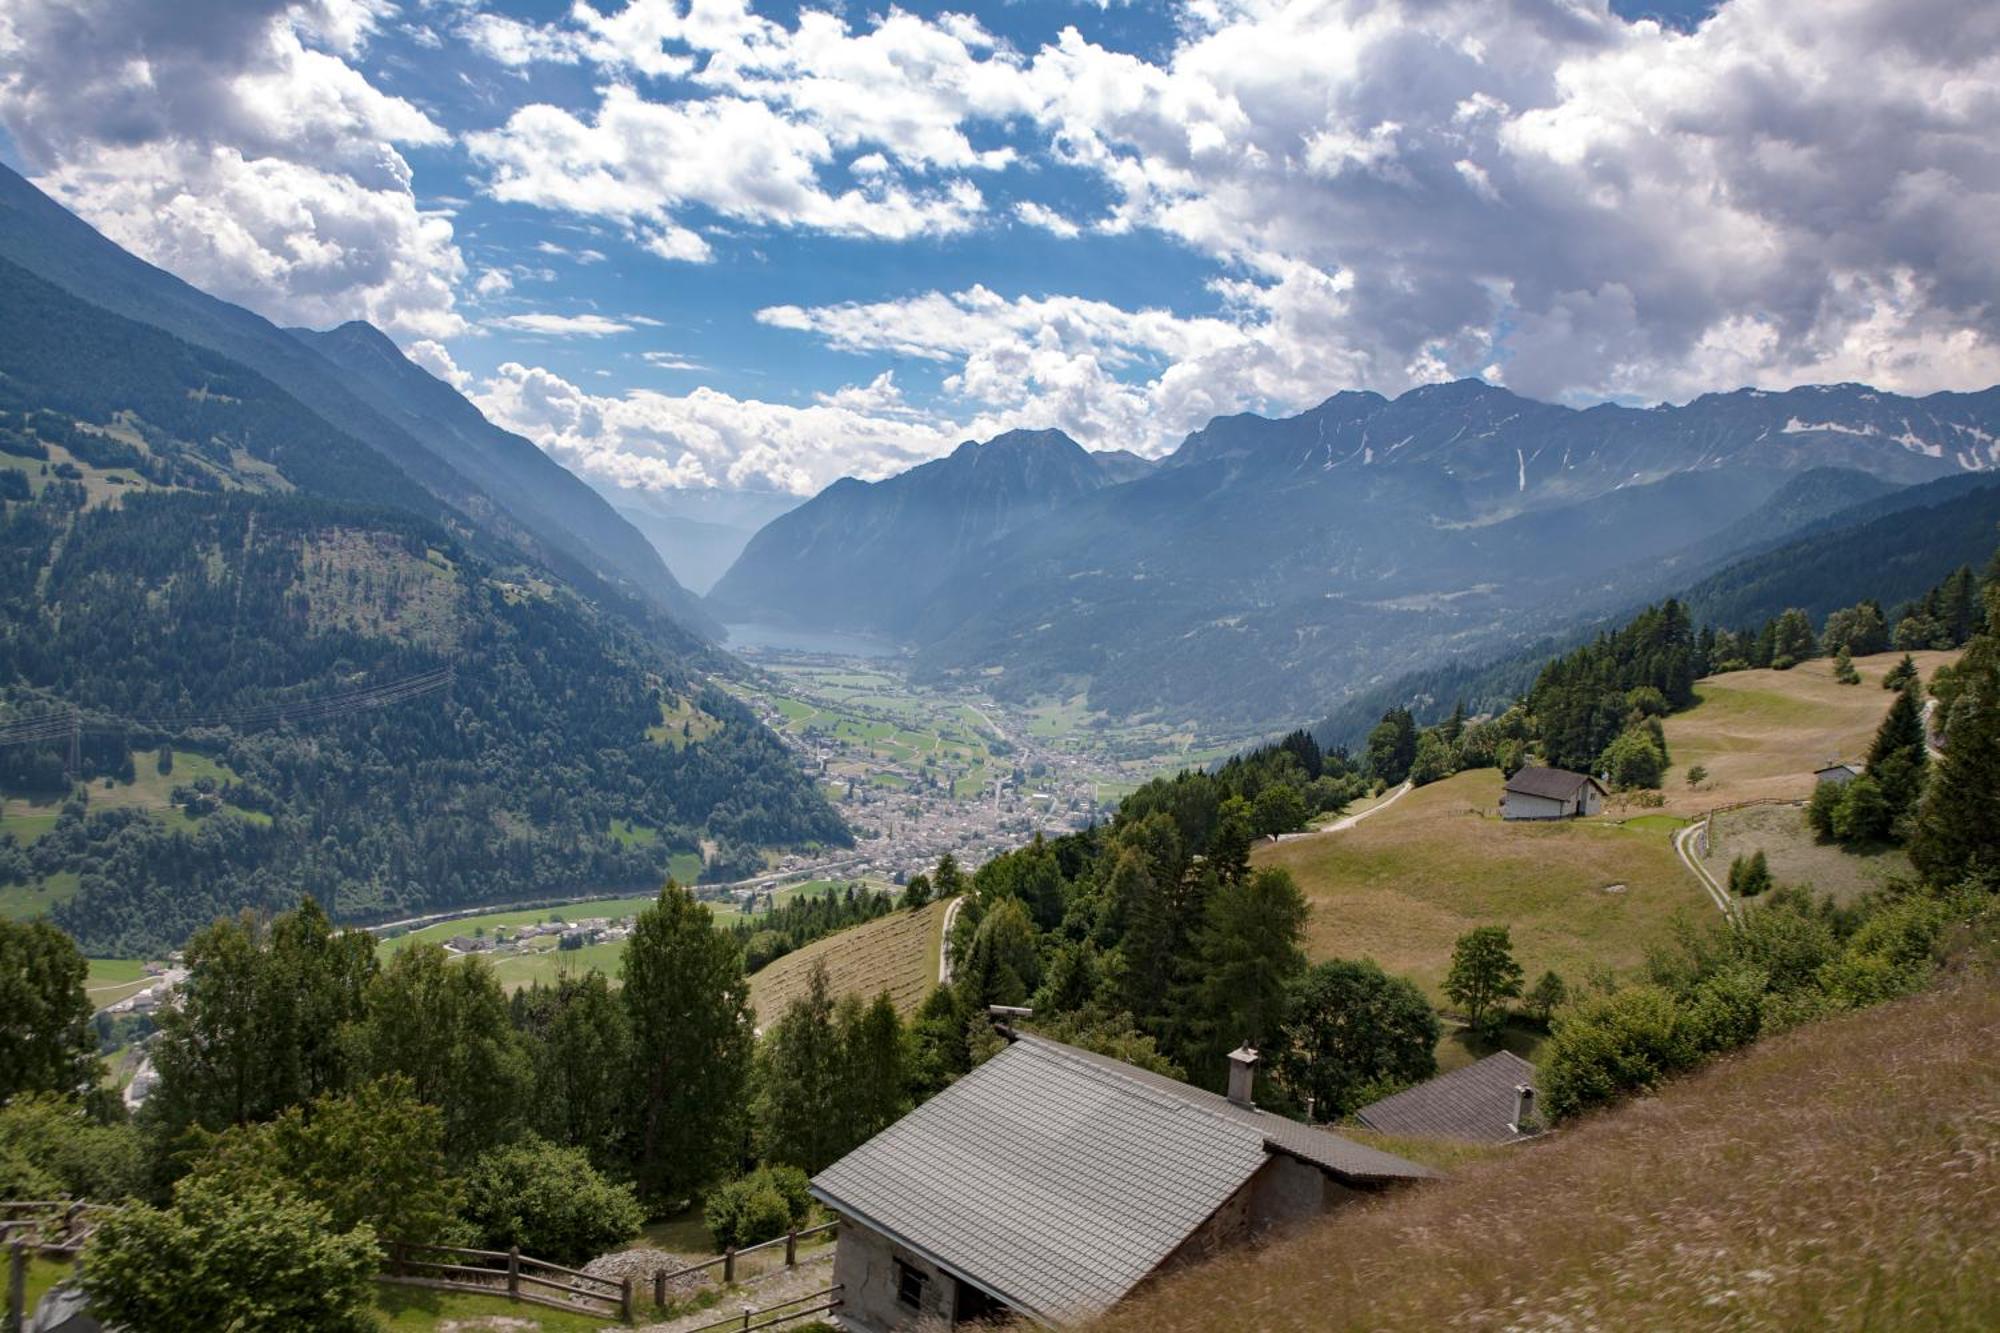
[{"xmin": 747, "ymin": 896, "xmax": 952, "ymax": 1025}]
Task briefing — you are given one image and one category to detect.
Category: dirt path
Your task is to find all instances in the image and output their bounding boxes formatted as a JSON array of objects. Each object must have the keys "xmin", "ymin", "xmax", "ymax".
[
  {"xmin": 1270, "ymin": 780, "xmax": 1413, "ymax": 845},
  {"xmin": 938, "ymin": 894, "xmax": 966, "ymax": 984},
  {"xmin": 1673, "ymin": 819, "xmax": 1738, "ymax": 921}
]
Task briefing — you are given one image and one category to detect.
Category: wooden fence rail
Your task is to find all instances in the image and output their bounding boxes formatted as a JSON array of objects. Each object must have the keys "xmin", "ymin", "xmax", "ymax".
[
  {"xmin": 677, "ymin": 1284, "xmax": 843, "ymax": 1333},
  {"xmin": 381, "ymin": 1240, "xmax": 632, "ymax": 1320}
]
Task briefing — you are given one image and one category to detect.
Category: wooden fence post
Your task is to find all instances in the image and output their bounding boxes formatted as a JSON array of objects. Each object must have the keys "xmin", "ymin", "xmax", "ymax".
[
  {"xmin": 723, "ymin": 1245, "xmax": 736, "ymax": 1285},
  {"xmin": 741, "ymin": 1303, "xmax": 755, "ymax": 1330},
  {"xmin": 654, "ymin": 1269, "xmax": 667, "ymax": 1307},
  {"xmin": 621, "ymin": 1276, "xmax": 635, "ymax": 1321},
  {"xmin": 7, "ymin": 1239, "xmax": 26, "ymax": 1333},
  {"xmin": 785, "ymin": 1228, "xmax": 797, "ymax": 1268},
  {"xmin": 507, "ymin": 1246, "xmax": 520, "ymax": 1301}
]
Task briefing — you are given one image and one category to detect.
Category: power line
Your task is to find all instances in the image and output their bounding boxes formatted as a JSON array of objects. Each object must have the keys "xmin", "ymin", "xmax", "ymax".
[{"xmin": 0, "ymin": 667, "xmax": 454, "ymax": 749}]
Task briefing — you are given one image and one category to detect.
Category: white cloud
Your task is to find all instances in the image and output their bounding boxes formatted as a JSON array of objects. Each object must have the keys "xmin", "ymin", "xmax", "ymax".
[
  {"xmin": 0, "ymin": 0, "xmax": 468, "ymax": 339},
  {"xmin": 473, "ymin": 360, "xmax": 961, "ymax": 495},
  {"xmin": 1016, "ymin": 0, "xmax": 2000, "ymax": 400},
  {"xmin": 406, "ymin": 337, "xmax": 471, "ymax": 389},
  {"xmin": 1013, "ymin": 200, "xmax": 1082, "ymax": 238},
  {"xmin": 467, "ymin": 85, "xmax": 987, "ymax": 245},
  {"xmin": 493, "ymin": 312, "xmax": 636, "ymax": 336},
  {"xmin": 473, "ymin": 268, "xmax": 514, "ymax": 298}
]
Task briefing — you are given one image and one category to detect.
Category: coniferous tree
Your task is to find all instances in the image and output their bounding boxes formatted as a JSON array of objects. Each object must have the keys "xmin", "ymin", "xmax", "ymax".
[
  {"xmin": 1365, "ymin": 708, "xmax": 1418, "ymax": 785},
  {"xmin": 623, "ymin": 884, "xmax": 753, "ymax": 1207},
  {"xmin": 512, "ymin": 970, "xmax": 633, "ymax": 1172},
  {"xmin": 1178, "ymin": 868, "xmax": 1308, "ymax": 1086},
  {"xmin": 754, "ymin": 961, "xmax": 846, "ymax": 1173},
  {"xmin": 352, "ymin": 945, "xmax": 529, "ymax": 1165},
  {"xmin": 1909, "ymin": 637, "xmax": 2000, "ymax": 884},
  {"xmin": 1865, "ymin": 684, "xmax": 1929, "ymax": 824},
  {"xmin": 837, "ymin": 991, "xmax": 910, "ymax": 1150}
]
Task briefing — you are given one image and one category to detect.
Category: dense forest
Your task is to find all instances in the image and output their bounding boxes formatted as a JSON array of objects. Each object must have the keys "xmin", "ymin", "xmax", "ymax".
[{"xmin": 0, "ymin": 487, "xmax": 845, "ymax": 955}]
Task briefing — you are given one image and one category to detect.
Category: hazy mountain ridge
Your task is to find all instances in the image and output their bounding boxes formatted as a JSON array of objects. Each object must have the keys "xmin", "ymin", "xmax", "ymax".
[
  {"xmin": 714, "ymin": 379, "xmax": 2000, "ymax": 732},
  {"xmin": 707, "ymin": 427, "xmax": 1141, "ymax": 632}
]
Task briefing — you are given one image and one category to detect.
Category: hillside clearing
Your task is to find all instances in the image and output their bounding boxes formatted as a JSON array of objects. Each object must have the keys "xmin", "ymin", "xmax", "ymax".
[
  {"xmin": 1657, "ymin": 648, "xmax": 1960, "ymax": 815},
  {"xmin": 1257, "ymin": 770, "xmax": 1699, "ymax": 999},
  {"xmin": 1089, "ymin": 968, "xmax": 2000, "ymax": 1333},
  {"xmin": 747, "ymin": 897, "xmax": 951, "ymax": 1025},
  {"xmin": 1698, "ymin": 802, "xmax": 1914, "ymax": 906}
]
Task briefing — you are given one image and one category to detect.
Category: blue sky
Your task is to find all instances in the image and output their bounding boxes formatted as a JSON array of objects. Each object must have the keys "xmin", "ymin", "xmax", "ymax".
[{"xmin": 0, "ymin": 0, "xmax": 1990, "ymax": 496}]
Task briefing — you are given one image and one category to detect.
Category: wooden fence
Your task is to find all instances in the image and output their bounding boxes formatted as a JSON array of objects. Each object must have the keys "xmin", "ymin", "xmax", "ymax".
[
  {"xmin": 677, "ymin": 1283, "xmax": 843, "ymax": 1333},
  {"xmin": 1, "ymin": 1198, "xmax": 841, "ymax": 1330},
  {"xmin": 380, "ymin": 1220, "xmax": 842, "ymax": 1324}
]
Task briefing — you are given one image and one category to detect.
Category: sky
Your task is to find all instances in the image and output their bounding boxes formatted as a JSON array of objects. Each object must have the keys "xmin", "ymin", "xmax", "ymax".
[{"xmin": 0, "ymin": 0, "xmax": 1995, "ymax": 498}]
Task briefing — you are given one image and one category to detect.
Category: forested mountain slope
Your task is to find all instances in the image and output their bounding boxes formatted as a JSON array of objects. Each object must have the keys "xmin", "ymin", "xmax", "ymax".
[
  {"xmin": 716, "ymin": 380, "xmax": 2000, "ymax": 732},
  {"xmin": 707, "ymin": 428, "xmax": 1134, "ymax": 632},
  {"xmin": 0, "ymin": 243, "xmax": 844, "ymax": 957},
  {"xmin": 0, "ymin": 165, "xmax": 705, "ymax": 642},
  {"xmin": 295, "ymin": 321, "xmax": 721, "ymax": 638}
]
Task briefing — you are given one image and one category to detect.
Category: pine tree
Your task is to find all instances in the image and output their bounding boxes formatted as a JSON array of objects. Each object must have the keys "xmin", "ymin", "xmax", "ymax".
[
  {"xmin": 1179, "ymin": 868, "xmax": 1308, "ymax": 1086},
  {"xmin": 1865, "ymin": 683, "xmax": 1929, "ymax": 822},
  {"xmin": 1883, "ymin": 653, "xmax": 1919, "ymax": 691},
  {"xmin": 1833, "ymin": 647, "xmax": 1860, "ymax": 684},
  {"xmin": 1909, "ymin": 638, "xmax": 2000, "ymax": 885},
  {"xmin": 624, "ymin": 885, "xmax": 754, "ymax": 1207},
  {"xmin": 755, "ymin": 961, "xmax": 845, "ymax": 1173}
]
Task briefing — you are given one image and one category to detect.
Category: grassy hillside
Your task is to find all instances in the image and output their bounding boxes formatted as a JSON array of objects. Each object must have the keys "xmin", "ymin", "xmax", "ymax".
[
  {"xmin": 747, "ymin": 896, "xmax": 951, "ymax": 1025},
  {"xmin": 1255, "ymin": 770, "xmax": 1699, "ymax": 998},
  {"xmin": 1657, "ymin": 648, "xmax": 1960, "ymax": 815},
  {"xmin": 1090, "ymin": 968, "xmax": 2000, "ymax": 1332}
]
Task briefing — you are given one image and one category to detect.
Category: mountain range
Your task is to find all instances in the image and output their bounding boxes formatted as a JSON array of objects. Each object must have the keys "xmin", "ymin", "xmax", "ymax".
[
  {"xmin": 709, "ymin": 379, "xmax": 2000, "ymax": 732},
  {"xmin": 0, "ymin": 169, "xmax": 842, "ymax": 953}
]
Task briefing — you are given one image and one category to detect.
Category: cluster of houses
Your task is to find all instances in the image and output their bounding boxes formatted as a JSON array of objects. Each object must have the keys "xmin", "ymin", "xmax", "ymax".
[
  {"xmin": 810, "ymin": 1018, "xmax": 1540, "ymax": 1331},
  {"xmin": 442, "ymin": 916, "xmax": 631, "ymax": 957}
]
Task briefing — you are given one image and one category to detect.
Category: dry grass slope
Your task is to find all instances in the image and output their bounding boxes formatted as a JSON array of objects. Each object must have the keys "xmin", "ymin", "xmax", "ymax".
[
  {"xmin": 1091, "ymin": 968, "xmax": 2000, "ymax": 1332},
  {"xmin": 1658, "ymin": 648, "xmax": 1961, "ymax": 815},
  {"xmin": 1257, "ymin": 770, "xmax": 1699, "ymax": 997},
  {"xmin": 747, "ymin": 897, "xmax": 950, "ymax": 1026}
]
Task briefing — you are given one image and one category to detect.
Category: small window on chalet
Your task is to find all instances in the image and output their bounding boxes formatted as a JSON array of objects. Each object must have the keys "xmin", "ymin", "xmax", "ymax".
[{"xmin": 895, "ymin": 1258, "xmax": 928, "ymax": 1309}]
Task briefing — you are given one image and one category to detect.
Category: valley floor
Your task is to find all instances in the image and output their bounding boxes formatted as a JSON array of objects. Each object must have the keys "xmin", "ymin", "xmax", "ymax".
[{"xmin": 1087, "ymin": 961, "xmax": 2000, "ymax": 1333}]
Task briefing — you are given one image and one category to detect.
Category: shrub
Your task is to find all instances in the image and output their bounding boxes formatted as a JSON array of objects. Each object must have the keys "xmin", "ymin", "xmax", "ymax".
[
  {"xmin": 704, "ymin": 1174, "xmax": 793, "ymax": 1251},
  {"xmin": 79, "ymin": 1176, "xmax": 378, "ymax": 1333},
  {"xmin": 1541, "ymin": 985, "xmax": 1699, "ymax": 1120},
  {"xmin": 0, "ymin": 1094, "xmax": 143, "ymax": 1200},
  {"xmin": 704, "ymin": 1164, "xmax": 814, "ymax": 1249},
  {"xmin": 462, "ymin": 1137, "xmax": 643, "ymax": 1266}
]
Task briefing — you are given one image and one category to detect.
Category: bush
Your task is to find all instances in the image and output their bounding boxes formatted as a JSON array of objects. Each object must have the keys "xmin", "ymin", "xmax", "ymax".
[
  {"xmin": 704, "ymin": 1165, "xmax": 813, "ymax": 1249},
  {"xmin": 79, "ymin": 1176, "xmax": 378, "ymax": 1333},
  {"xmin": 462, "ymin": 1137, "xmax": 643, "ymax": 1266},
  {"xmin": 0, "ymin": 1095, "xmax": 143, "ymax": 1200},
  {"xmin": 1541, "ymin": 985, "xmax": 1700, "ymax": 1120}
]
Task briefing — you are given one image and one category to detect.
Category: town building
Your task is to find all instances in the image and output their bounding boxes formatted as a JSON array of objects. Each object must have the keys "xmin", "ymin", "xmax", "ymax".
[
  {"xmin": 1499, "ymin": 766, "xmax": 1608, "ymax": 820},
  {"xmin": 811, "ymin": 1035, "xmax": 1432, "ymax": 1330}
]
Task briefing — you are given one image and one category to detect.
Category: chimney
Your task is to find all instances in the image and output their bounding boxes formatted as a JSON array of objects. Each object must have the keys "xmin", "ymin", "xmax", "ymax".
[
  {"xmin": 1226, "ymin": 1044, "xmax": 1259, "ymax": 1108},
  {"xmin": 1512, "ymin": 1083, "xmax": 1537, "ymax": 1134}
]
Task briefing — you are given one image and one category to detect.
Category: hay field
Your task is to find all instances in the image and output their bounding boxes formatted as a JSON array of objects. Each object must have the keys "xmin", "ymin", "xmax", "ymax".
[
  {"xmin": 1657, "ymin": 648, "xmax": 1960, "ymax": 816},
  {"xmin": 1698, "ymin": 802, "xmax": 1914, "ymax": 906},
  {"xmin": 1256, "ymin": 770, "xmax": 1700, "ymax": 999},
  {"xmin": 747, "ymin": 896, "xmax": 951, "ymax": 1026}
]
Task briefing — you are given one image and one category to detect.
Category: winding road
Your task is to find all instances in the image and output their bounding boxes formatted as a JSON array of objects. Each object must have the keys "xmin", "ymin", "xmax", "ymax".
[{"xmin": 1270, "ymin": 780, "xmax": 1414, "ymax": 844}]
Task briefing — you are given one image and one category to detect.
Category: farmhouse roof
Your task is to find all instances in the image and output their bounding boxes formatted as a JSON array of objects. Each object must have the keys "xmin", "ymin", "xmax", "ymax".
[
  {"xmin": 1815, "ymin": 761, "xmax": 1862, "ymax": 776},
  {"xmin": 1355, "ymin": 1051, "xmax": 1540, "ymax": 1144},
  {"xmin": 1502, "ymin": 765, "xmax": 1604, "ymax": 802},
  {"xmin": 809, "ymin": 1034, "xmax": 1432, "ymax": 1326}
]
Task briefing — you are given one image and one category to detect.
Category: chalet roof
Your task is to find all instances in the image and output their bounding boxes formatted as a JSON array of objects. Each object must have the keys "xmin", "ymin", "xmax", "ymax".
[
  {"xmin": 809, "ymin": 1034, "xmax": 1432, "ymax": 1326},
  {"xmin": 1815, "ymin": 761, "xmax": 1863, "ymax": 775},
  {"xmin": 1502, "ymin": 765, "xmax": 1604, "ymax": 802},
  {"xmin": 1354, "ymin": 1051, "xmax": 1540, "ymax": 1144}
]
